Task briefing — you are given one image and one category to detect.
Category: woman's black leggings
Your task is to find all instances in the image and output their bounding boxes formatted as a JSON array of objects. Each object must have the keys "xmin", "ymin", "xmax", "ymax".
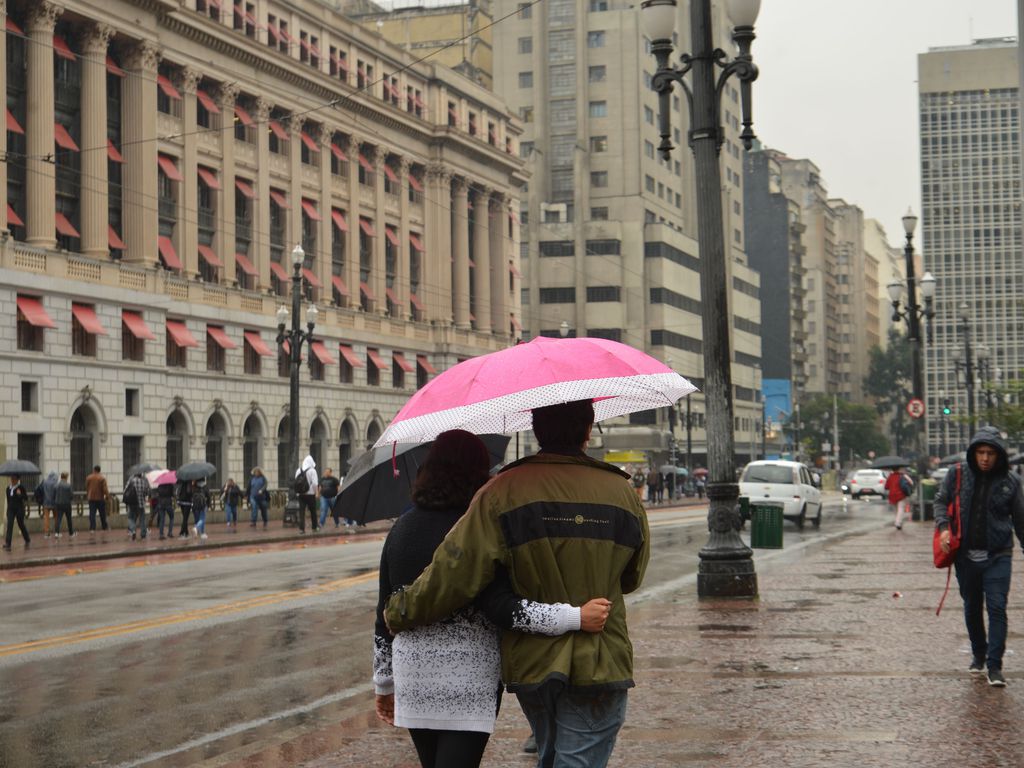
[{"xmin": 408, "ymin": 728, "xmax": 490, "ymax": 768}]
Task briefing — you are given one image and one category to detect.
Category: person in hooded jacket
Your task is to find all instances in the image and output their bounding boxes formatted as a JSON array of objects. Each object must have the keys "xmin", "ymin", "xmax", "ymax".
[
  {"xmin": 40, "ymin": 471, "xmax": 58, "ymax": 538},
  {"xmin": 295, "ymin": 455, "xmax": 319, "ymax": 534},
  {"xmin": 935, "ymin": 426, "xmax": 1024, "ymax": 687},
  {"xmin": 53, "ymin": 472, "xmax": 75, "ymax": 538}
]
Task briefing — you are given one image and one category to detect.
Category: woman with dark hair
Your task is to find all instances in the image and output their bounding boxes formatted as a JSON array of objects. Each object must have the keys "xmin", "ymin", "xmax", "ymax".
[{"xmin": 373, "ymin": 429, "xmax": 610, "ymax": 768}]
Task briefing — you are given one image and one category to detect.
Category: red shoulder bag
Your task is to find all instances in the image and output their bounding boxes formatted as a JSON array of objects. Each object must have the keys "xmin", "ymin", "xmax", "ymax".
[{"xmin": 933, "ymin": 464, "xmax": 962, "ymax": 615}]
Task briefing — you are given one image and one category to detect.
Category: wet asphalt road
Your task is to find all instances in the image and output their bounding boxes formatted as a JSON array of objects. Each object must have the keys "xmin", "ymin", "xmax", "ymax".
[{"xmin": 0, "ymin": 496, "xmax": 885, "ymax": 768}]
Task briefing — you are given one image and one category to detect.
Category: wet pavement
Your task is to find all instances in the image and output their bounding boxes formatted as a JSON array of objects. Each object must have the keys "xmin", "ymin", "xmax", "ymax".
[{"xmin": 222, "ymin": 514, "xmax": 1024, "ymax": 768}]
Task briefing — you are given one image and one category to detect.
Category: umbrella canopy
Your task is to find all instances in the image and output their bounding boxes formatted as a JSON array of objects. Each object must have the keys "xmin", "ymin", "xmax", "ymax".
[
  {"xmin": 338, "ymin": 434, "xmax": 510, "ymax": 525},
  {"xmin": 0, "ymin": 459, "xmax": 41, "ymax": 476},
  {"xmin": 939, "ymin": 452, "xmax": 966, "ymax": 467},
  {"xmin": 869, "ymin": 455, "xmax": 912, "ymax": 470},
  {"xmin": 175, "ymin": 461, "xmax": 217, "ymax": 481},
  {"xmin": 659, "ymin": 464, "xmax": 677, "ymax": 474},
  {"xmin": 147, "ymin": 469, "xmax": 177, "ymax": 486},
  {"xmin": 374, "ymin": 336, "xmax": 697, "ymax": 446},
  {"xmin": 127, "ymin": 462, "xmax": 161, "ymax": 477},
  {"xmin": 692, "ymin": 468, "xmax": 708, "ymax": 477}
]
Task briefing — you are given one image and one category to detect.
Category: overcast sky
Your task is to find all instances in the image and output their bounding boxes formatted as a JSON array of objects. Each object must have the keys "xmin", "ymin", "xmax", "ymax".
[{"xmin": 753, "ymin": 0, "xmax": 1017, "ymax": 244}]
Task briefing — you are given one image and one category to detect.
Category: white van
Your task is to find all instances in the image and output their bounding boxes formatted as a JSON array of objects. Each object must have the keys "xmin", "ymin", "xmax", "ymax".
[{"xmin": 739, "ymin": 460, "xmax": 823, "ymax": 529}]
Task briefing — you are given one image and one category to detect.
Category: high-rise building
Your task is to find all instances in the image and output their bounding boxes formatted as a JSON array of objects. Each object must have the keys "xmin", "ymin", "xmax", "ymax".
[
  {"xmin": 0, "ymin": 0, "xmax": 525, "ymax": 490},
  {"xmin": 918, "ymin": 37, "xmax": 1021, "ymax": 453},
  {"xmin": 492, "ymin": 0, "xmax": 763, "ymax": 464},
  {"xmin": 863, "ymin": 217, "xmax": 904, "ymax": 352}
]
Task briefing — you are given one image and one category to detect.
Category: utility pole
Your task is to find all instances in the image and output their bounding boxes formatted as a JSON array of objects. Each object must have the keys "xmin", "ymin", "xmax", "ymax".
[{"xmin": 832, "ymin": 393, "xmax": 840, "ymax": 472}]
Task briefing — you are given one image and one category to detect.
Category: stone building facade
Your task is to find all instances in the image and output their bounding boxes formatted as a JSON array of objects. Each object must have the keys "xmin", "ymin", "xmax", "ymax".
[{"xmin": 0, "ymin": 0, "xmax": 525, "ymax": 490}]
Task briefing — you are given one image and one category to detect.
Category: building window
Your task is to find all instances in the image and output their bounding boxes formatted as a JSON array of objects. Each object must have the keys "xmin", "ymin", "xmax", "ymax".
[
  {"xmin": 309, "ymin": 353, "xmax": 325, "ymax": 381},
  {"xmin": 367, "ymin": 348, "xmax": 381, "ymax": 386},
  {"xmin": 586, "ymin": 285, "xmax": 621, "ymax": 302},
  {"xmin": 520, "ymin": 141, "xmax": 533, "ymax": 158},
  {"xmin": 167, "ymin": 336, "xmax": 187, "ymax": 368},
  {"xmin": 587, "ymin": 31, "xmax": 606, "ymax": 47},
  {"xmin": 539, "ymin": 241, "xmax": 574, "ymax": 257},
  {"xmin": 591, "ymin": 171, "xmax": 608, "ymax": 187},
  {"xmin": 21, "ymin": 381, "xmax": 38, "ymax": 412},
  {"xmin": 206, "ymin": 327, "xmax": 229, "ymax": 372},
  {"xmin": 518, "ymin": 36, "xmax": 533, "ymax": 53},
  {"xmin": 539, "ymin": 287, "xmax": 576, "ymax": 303},
  {"xmin": 590, "ymin": 206, "xmax": 608, "ymax": 220},
  {"xmin": 644, "ymin": 105, "xmax": 654, "ymax": 124},
  {"xmin": 589, "ymin": 65, "xmax": 606, "ymax": 83},
  {"xmin": 16, "ymin": 298, "xmax": 47, "ymax": 352},
  {"xmin": 519, "ymin": 71, "xmax": 533, "ymax": 88},
  {"xmin": 589, "ymin": 0, "xmax": 609, "ymax": 9},
  {"xmin": 520, "ymin": 106, "xmax": 534, "ymax": 123},
  {"xmin": 72, "ymin": 304, "xmax": 99, "ymax": 357},
  {"xmin": 392, "ymin": 354, "xmax": 406, "ymax": 389},
  {"xmin": 125, "ymin": 387, "xmax": 140, "ymax": 417},
  {"xmin": 468, "ymin": 112, "xmax": 478, "ymax": 136},
  {"xmin": 590, "ymin": 136, "xmax": 607, "ymax": 152},
  {"xmin": 587, "ymin": 239, "xmax": 621, "ymax": 254},
  {"xmin": 518, "ymin": 3, "xmax": 532, "ymax": 18},
  {"xmin": 243, "ymin": 333, "xmax": 262, "ymax": 375},
  {"xmin": 589, "ymin": 101, "xmax": 607, "ymax": 118},
  {"xmin": 448, "ymin": 101, "xmax": 458, "ymax": 127},
  {"xmin": 645, "ymin": 175, "xmax": 655, "ymax": 192}
]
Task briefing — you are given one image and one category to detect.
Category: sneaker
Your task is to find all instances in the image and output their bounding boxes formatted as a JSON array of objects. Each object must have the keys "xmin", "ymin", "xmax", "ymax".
[
  {"xmin": 191, "ymin": 527, "xmax": 198, "ymax": 538},
  {"xmin": 970, "ymin": 658, "xmax": 985, "ymax": 675},
  {"xmin": 45, "ymin": 533, "xmax": 50, "ymax": 539},
  {"xmin": 989, "ymin": 669, "xmax": 1007, "ymax": 687},
  {"xmin": 523, "ymin": 734, "xmax": 537, "ymax": 754},
  {"xmin": 131, "ymin": 533, "xmax": 136, "ymax": 541},
  {"xmin": 54, "ymin": 533, "xmax": 61, "ymax": 539},
  {"xmin": 200, "ymin": 533, "xmax": 208, "ymax": 540},
  {"xmin": 69, "ymin": 532, "xmax": 76, "ymax": 539},
  {"xmin": 159, "ymin": 534, "xmax": 166, "ymax": 540}
]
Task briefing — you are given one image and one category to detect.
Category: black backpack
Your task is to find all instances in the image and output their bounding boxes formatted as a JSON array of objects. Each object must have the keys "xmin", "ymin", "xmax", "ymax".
[
  {"xmin": 123, "ymin": 481, "xmax": 138, "ymax": 507},
  {"xmin": 294, "ymin": 471, "xmax": 310, "ymax": 495},
  {"xmin": 33, "ymin": 484, "xmax": 45, "ymax": 505}
]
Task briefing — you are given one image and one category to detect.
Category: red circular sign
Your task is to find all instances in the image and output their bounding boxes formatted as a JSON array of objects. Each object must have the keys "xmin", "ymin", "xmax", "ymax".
[{"xmin": 906, "ymin": 398, "xmax": 925, "ymax": 419}]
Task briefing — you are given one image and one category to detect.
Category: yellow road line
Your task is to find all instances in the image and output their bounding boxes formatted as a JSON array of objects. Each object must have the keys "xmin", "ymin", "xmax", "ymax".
[{"xmin": 0, "ymin": 570, "xmax": 378, "ymax": 658}]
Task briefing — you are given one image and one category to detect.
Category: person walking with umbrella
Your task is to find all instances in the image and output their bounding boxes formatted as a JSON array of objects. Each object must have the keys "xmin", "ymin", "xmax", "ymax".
[
  {"xmin": 154, "ymin": 474, "xmax": 176, "ymax": 541},
  {"xmin": 295, "ymin": 455, "xmax": 319, "ymax": 534},
  {"xmin": 3, "ymin": 474, "xmax": 30, "ymax": 551},
  {"xmin": 885, "ymin": 466, "xmax": 913, "ymax": 530},
  {"xmin": 190, "ymin": 480, "xmax": 210, "ymax": 540}
]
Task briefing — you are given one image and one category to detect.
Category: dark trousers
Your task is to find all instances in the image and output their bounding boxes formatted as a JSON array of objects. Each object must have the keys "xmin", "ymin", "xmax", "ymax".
[
  {"xmin": 298, "ymin": 495, "xmax": 318, "ymax": 531},
  {"xmin": 956, "ymin": 553, "xmax": 1012, "ymax": 671},
  {"xmin": 408, "ymin": 729, "xmax": 490, "ymax": 768},
  {"xmin": 4, "ymin": 507, "xmax": 30, "ymax": 547},
  {"xmin": 178, "ymin": 505, "xmax": 192, "ymax": 536},
  {"xmin": 54, "ymin": 504, "xmax": 74, "ymax": 535},
  {"xmin": 88, "ymin": 499, "xmax": 108, "ymax": 530}
]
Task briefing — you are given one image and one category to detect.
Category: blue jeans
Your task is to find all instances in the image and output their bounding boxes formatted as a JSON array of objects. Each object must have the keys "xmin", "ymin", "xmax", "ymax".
[
  {"xmin": 158, "ymin": 503, "xmax": 175, "ymax": 537},
  {"xmin": 956, "ymin": 553, "xmax": 1012, "ymax": 671},
  {"xmin": 225, "ymin": 503, "xmax": 237, "ymax": 525},
  {"xmin": 516, "ymin": 682, "xmax": 628, "ymax": 768},
  {"xmin": 194, "ymin": 506, "xmax": 207, "ymax": 535},
  {"xmin": 88, "ymin": 499, "xmax": 108, "ymax": 531},
  {"xmin": 250, "ymin": 497, "xmax": 268, "ymax": 524},
  {"xmin": 319, "ymin": 496, "xmax": 333, "ymax": 528},
  {"xmin": 127, "ymin": 505, "xmax": 147, "ymax": 538}
]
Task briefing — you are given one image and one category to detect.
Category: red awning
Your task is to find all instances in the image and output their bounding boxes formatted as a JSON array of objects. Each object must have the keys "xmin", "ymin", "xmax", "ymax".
[
  {"xmin": 243, "ymin": 330, "xmax": 274, "ymax": 357},
  {"xmin": 334, "ymin": 55, "xmax": 350, "ymax": 73},
  {"xmin": 106, "ymin": 55, "xmax": 125, "ymax": 77},
  {"xmin": 300, "ymin": 132, "xmax": 320, "ymax": 153},
  {"xmin": 509, "ymin": 261, "xmax": 522, "ymax": 278},
  {"xmin": 510, "ymin": 315, "xmax": 522, "ymax": 332},
  {"xmin": 338, "ymin": 344, "xmax": 364, "ymax": 367},
  {"xmin": 266, "ymin": 24, "xmax": 281, "ymax": 43},
  {"xmin": 407, "ymin": 173, "xmax": 423, "ymax": 192},
  {"xmin": 6, "ymin": 18, "xmax": 23, "ymax": 35},
  {"xmin": 234, "ymin": 104, "xmax": 254, "ymax": 126},
  {"xmin": 385, "ymin": 287, "xmax": 399, "ymax": 305},
  {"xmin": 310, "ymin": 341, "xmax": 336, "ymax": 365},
  {"xmin": 409, "ymin": 233, "xmax": 424, "ymax": 252},
  {"xmin": 301, "ymin": 198, "xmax": 322, "ymax": 221},
  {"xmin": 269, "ymin": 261, "xmax": 289, "ymax": 282},
  {"xmin": 54, "ymin": 123, "xmax": 78, "ymax": 151},
  {"xmin": 409, "ymin": 293, "xmax": 424, "ymax": 311},
  {"xmin": 331, "ymin": 209, "xmax": 348, "ymax": 232},
  {"xmin": 157, "ymin": 74, "xmax": 181, "ymax": 100},
  {"xmin": 383, "ymin": 165, "xmax": 399, "ymax": 183},
  {"xmin": 53, "ymin": 35, "xmax": 75, "ymax": 62},
  {"xmin": 268, "ymin": 120, "xmax": 288, "ymax": 141},
  {"xmin": 197, "ymin": 167, "xmax": 220, "ymax": 189},
  {"xmin": 7, "ymin": 204, "xmax": 23, "ymax": 227},
  {"xmin": 72, "ymin": 304, "xmax": 106, "ymax": 335},
  {"xmin": 108, "ymin": 225, "xmax": 126, "ymax": 250},
  {"xmin": 122, "ymin": 310, "xmax": 156, "ymax": 340},
  {"xmin": 55, "ymin": 212, "xmax": 79, "ymax": 238},
  {"xmin": 301, "ymin": 267, "xmax": 321, "ymax": 287},
  {"xmin": 166, "ymin": 319, "xmax": 199, "ymax": 348},
  {"xmin": 269, "ymin": 189, "xmax": 289, "ymax": 209},
  {"xmin": 366, "ymin": 348, "xmax": 388, "ymax": 370},
  {"xmin": 16, "ymin": 296, "xmax": 55, "ymax": 328},
  {"xmin": 331, "ymin": 274, "xmax": 349, "ymax": 297},
  {"xmin": 357, "ymin": 153, "xmax": 374, "ymax": 173},
  {"xmin": 235, "ymin": 178, "xmax": 255, "ymax": 198},
  {"xmin": 384, "ymin": 227, "xmax": 400, "ymax": 247},
  {"xmin": 198, "ymin": 244, "xmax": 222, "ymax": 267},
  {"xmin": 158, "ymin": 236, "xmax": 182, "ymax": 269},
  {"xmin": 157, "ymin": 154, "xmax": 183, "ymax": 182},
  {"xmin": 393, "ymin": 351, "xmax": 414, "ymax": 373},
  {"xmin": 207, "ymin": 325, "xmax": 237, "ymax": 349},
  {"xmin": 234, "ymin": 253, "xmax": 258, "ymax": 275},
  {"xmin": 359, "ymin": 218, "xmax": 376, "ymax": 237},
  {"xmin": 416, "ymin": 353, "xmax": 437, "ymax": 375},
  {"xmin": 107, "ymin": 140, "xmax": 123, "ymax": 163},
  {"xmin": 330, "ymin": 143, "xmax": 348, "ymax": 161},
  {"xmin": 448, "ymin": 105, "xmax": 458, "ymax": 122},
  {"xmin": 360, "ymin": 281, "xmax": 376, "ymax": 301},
  {"xmin": 278, "ymin": 27, "xmax": 295, "ymax": 43},
  {"xmin": 196, "ymin": 89, "xmax": 220, "ymax": 114},
  {"xmin": 6, "ymin": 108, "xmax": 23, "ymax": 134}
]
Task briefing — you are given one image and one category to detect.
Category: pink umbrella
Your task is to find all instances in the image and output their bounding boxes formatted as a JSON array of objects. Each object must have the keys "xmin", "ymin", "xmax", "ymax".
[
  {"xmin": 375, "ymin": 336, "xmax": 697, "ymax": 446},
  {"xmin": 147, "ymin": 469, "xmax": 177, "ymax": 486}
]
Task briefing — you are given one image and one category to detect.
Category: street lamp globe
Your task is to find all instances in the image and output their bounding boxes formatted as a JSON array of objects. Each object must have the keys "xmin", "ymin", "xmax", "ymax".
[
  {"xmin": 919, "ymin": 271, "xmax": 937, "ymax": 300},
  {"xmin": 958, "ymin": 301, "xmax": 970, "ymax": 322},
  {"xmin": 725, "ymin": 0, "xmax": 760, "ymax": 27},
  {"xmin": 305, "ymin": 304, "xmax": 319, "ymax": 327},
  {"xmin": 902, "ymin": 206, "xmax": 918, "ymax": 236},
  {"xmin": 886, "ymin": 279, "xmax": 904, "ymax": 304},
  {"xmin": 639, "ymin": 0, "xmax": 676, "ymax": 43},
  {"xmin": 276, "ymin": 305, "xmax": 289, "ymax": 329},
  {"xmin": 559, "ymin": 320, "xmax": 570, "ymax": 338},
  {"xmin": 978, "ymin": 344, "xmax": 990, "ymax": 363},
  {"xmin": 291, "ymin": 243, "xmax": 305, "ymax": 267}
]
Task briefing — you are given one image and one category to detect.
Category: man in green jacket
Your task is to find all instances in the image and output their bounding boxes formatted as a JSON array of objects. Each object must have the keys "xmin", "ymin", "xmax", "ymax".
[{"xmin": 386, "ymin": 399, "xmax": 649, "ymax": 767}]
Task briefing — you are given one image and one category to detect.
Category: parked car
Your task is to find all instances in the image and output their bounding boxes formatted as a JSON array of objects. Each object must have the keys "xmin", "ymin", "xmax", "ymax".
[
  {"xmin": 739, "ymin": 460, "xmax": 823, "ymax": 529},
  {"xmin": 848, "ymin": 469, "xmax": 887, "ymax": 499}
]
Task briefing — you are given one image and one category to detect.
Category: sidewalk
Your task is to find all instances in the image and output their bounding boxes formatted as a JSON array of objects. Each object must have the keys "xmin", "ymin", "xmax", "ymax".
[{"xmin": 250, "ymin": 514, "xmax": 1024, "ymax": 768}]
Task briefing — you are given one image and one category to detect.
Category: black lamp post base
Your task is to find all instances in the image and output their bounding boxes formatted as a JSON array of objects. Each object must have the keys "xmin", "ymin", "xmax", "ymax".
[
  {"xmin": 282, "ymin": 498, "xmax": 301, "ymax": 527},
  {"xmin": 697, "ymin": 482, "xmax": 758, "ymax": 599},
  {"xmin": 697, "ymin": 559, "xmax": 758, "ymax": 599}
]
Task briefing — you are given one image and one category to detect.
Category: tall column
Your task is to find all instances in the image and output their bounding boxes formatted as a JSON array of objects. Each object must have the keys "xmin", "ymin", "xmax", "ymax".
[
  {"xmin": 316, "ymin": 124, "xmax": 332, "ymax": 300},
  {"xmin": 122, "ymin": 40, "xmax": 160, "ymax": 264},
  {"xmin": 424, "ymin": 165, "xmax": 452, "ymax": 324},
  {"xmin": 78, "ymin": 23, "xmax": 114, "ymax": 259},
  {"xmin": 253, "ymin": 97, "xmax": 272, "ymax": 286},
  {"xmin": 508, "ymin": 195, "xmax": 522, "ymax": 328},
  {"xmin": 344, "ymin": 135, "xmax": 361, "ymax": 309},
  {"xmin": 288, "ymin": 114, "xmax": 303, "ymax": 258},
  {"xmin": 451, "ymin": 177, "xmax": 471, "ymax": 329},
  {"xmin": 0, "ymin": 1, "xmax": 9, "ymax": 230},
  {"xmin": 489, "ymin": 192, "xmax": 508, "ymax": 336},
  {"xmin": 216, "ymin": 82, "xmax": 240, "ymax": 285},
  {"xmin": 25, "ymin": 1, "xmax": 63, "ymax": 248},
  {"xmin": 472, "ymin": 186, "xmax": 492, "ymax": 333},
  {"xmin": 178, "ymin": 67, "xmax": 201, "ymax": 278},
  {"xmin": 371, "ymin": 144, "xmax": 387, "ymax": 315},
  {"xmin": 395, "ymin": 156, "xmax": 412, "ymax": 321}
]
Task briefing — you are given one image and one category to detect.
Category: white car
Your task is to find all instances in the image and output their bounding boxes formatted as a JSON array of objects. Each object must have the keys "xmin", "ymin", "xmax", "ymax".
[
  {"xmin": 848, "ymin": 469, "xmax": 887, "ymax": 499},
  {"xmin": 739, "ymin": 460, "xmax": 823, "ymax": 529}
]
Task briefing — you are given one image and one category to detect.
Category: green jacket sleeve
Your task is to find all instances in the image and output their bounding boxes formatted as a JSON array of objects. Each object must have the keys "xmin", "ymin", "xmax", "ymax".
[
  {"xmin": 620, "ymin": 504, "xmax": 650, "ymax": 595},
  {"xmin": 385, "ymin": 492, "xmax": 507, "ymax": 631}
]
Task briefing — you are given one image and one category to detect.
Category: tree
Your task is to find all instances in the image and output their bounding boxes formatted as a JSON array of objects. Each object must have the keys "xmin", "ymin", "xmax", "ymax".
[
  {"xmin": 793, "ymin": 393, "xmax": 890, "ymax": 467},
  {"xmin": 864, "ymin": 330, "xmax": 916, "ymax": 455}
]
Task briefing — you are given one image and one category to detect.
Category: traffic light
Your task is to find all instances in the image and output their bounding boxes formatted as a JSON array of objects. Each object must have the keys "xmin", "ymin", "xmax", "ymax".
[{"xmin": 942, "ymin": 399, "xmax": 952, "ymax": 416}]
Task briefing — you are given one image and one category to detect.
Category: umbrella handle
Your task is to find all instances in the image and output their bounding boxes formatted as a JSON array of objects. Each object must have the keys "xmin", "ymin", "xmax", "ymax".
[{"xmin": 392, "ymin": 442, "xmax": 399, "ymax": 479}]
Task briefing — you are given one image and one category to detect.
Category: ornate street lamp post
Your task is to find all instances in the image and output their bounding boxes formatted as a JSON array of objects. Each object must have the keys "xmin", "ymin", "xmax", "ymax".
[
  {"xmin": 276, "ymin": 244, "xmax": 319, "ymax": 527},
  {"xmin": 641, "ymin": 0, "xmax": 760, "ymax": 598},
  {"xmin": 953, "ymin": 301, "xmax": 986, "ymax": 437}
]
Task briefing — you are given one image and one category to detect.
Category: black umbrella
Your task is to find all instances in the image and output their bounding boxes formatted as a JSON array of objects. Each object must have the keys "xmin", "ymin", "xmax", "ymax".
[
  {"xmin": 127, "ymin": 462, "xmax": 161, "ymax": 477},
  {"xmin": 939, "ymin": 452, "xmax": 966, "ymax": 467},
  {"xmin": 337, "ymin": 434, "xmax": 511, "ymax": 525},
  {"xmin": 0, "ymin": 459, "xmax": 41, "ymax": 476},
  {"xmin": 175, "ymin": 461, "xmax": 217, "ymax": 481},
  {"xmin": 869, "ymin": 455, "xmax": 912, "ymax": 470}
]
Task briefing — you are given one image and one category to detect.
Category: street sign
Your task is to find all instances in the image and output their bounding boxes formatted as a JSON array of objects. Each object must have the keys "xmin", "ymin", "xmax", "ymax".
[{"xmin": 906, "ymin": 398, "xmax": 925, "ymax": 419}]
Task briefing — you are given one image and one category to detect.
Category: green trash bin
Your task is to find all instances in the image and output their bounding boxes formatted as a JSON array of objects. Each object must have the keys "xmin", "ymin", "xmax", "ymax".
[
  {"xmin": 750, "ymin": 502, "xmax": 784, "ymax": 549},
  {"xmin": 920, "ymin": 478, "xmax": 937, "ymax": 521}
]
